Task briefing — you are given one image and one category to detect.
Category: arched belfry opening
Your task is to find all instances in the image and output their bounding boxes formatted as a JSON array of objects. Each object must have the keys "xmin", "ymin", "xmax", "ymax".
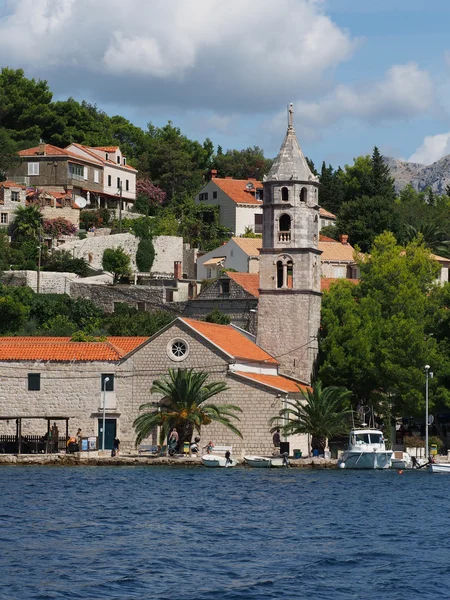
[
  {"xmin": 275, "ymin": 255, "xmax": 294, "ymax": 289},
  {"xmin": 281, "ymin": 187, "xmax": 289, "ymax": 201},
  {"xmin": 300, "ymin": 187, "xmax": 307, "ymax": 203},
  {"xmin": 279, "ymin": 214, "xmax": 291, "ymax": 242}
]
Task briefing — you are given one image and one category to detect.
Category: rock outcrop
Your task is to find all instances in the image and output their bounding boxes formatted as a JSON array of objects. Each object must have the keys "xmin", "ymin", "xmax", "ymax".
[{"xmin": 384, "ymin": 155, "xmax": 450, "ymax": 195}]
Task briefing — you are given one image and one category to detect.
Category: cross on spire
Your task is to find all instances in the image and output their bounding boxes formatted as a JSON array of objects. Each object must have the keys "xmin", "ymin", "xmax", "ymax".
[{"xmin": 288, "ymin": 103, "xmax": 294, "ymax": 129}]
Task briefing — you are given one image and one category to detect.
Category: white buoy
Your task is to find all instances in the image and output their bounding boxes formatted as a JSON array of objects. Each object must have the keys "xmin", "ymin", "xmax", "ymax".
[{"xmin": 339, "ymin": 462, "xmax": 346, "ymax": 469}]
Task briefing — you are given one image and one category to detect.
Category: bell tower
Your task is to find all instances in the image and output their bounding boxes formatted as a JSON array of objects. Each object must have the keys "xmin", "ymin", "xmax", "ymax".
[{"xmin": 256, "ymin": 104, "xmax": 321, "ymax": 383}]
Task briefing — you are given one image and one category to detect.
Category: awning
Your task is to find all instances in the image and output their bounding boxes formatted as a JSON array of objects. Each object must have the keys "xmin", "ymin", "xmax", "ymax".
[{"xmin": 203, "ymin": 256, "xmax": 226, "ymax": 266}]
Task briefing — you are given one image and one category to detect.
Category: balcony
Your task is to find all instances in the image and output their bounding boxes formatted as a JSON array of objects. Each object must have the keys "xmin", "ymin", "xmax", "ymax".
[{"xmin": 278, "ymin": 231, "xmax": 291, "ymax": 242}]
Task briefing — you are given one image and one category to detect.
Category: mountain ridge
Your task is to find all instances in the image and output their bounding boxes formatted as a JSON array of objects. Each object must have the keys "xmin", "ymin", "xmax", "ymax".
[{"xmin": 384, "ymin": 154, "xmax": 450, "ymax": 194}]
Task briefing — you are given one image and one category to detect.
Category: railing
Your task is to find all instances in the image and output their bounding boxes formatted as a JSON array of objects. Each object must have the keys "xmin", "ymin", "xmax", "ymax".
[
  {"xmin": 0, "ymin": 435, "xmax": 68, "ymax": 454},
  {"xmin": 278, "ymin": 231, "xmax": 291, "ymax": 242}
]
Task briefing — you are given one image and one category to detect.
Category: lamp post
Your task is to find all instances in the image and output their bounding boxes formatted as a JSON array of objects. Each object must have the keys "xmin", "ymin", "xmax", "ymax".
[
  {"xmin": 425, "ymin": 365, "xmax": 430, "ymax": 460},
  {"xmin": 101, "ymin": 376, "xmax": 110, "ymax": 451}
]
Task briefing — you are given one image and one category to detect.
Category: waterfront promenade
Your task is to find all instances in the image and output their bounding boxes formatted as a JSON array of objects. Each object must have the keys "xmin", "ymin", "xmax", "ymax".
[{"xmin": 0, "ymin": 452, "xmax": 337, "ymax": 468}]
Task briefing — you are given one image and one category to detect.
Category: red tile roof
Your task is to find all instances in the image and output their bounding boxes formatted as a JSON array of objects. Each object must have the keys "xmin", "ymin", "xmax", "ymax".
[
  {"xmin": 212, "ymin": 178, "xmax": 263, "ymax": 205},
  {"xmin": 0, "ymin": 337, "xmax": 147, "ymax": 362},
  {"xmin": 18, "ymin": 144, "xmax": 89, "ymax": 162},
  {"xmin": 225, "ymin": 273, "xmax": 357, "ymax": 296},
  {"xmin": 0, "ymin": 180, "xmax": 26, "ymax": 189},
  {"xmin": 234, "ymin": 371, "xmax": 308, "ymax": 393},
  {"xmin": 69, "ymin": 143, "xmax": 137, "ymax": 171},
  {"xmin": 180, "ymin": 318, "xmax": 278, "ymax": 364},
  {"xmin": 227, "ymin": 272, "xmax": 260, "ymax": 298},
  {"xmin": 93, "ymin": 146, "xmax": 120, "ymax": 151},
  {"xmin": 319, "ymin": 207, "xmax": 336, "ymax": 219}
]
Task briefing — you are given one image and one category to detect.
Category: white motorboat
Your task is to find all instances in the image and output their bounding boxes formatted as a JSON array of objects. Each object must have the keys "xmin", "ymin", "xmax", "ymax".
[
  {"xmin": 201, "ymin": 455, "xmax": 239, "ymax": 468},
  {"xmin": 338, "ymin": 428, "xmax": 392, "ymax": 470},
  {"xmin": 244, "ymin": 455, "xmax": 287, "ymax": 468},
  {"xmin": 391, "ymin": 451, "xmax": 414, "ymax": 470},
  {"xmin": 429, "ymin": 462, "xmax": 450, "ymax": 473}
]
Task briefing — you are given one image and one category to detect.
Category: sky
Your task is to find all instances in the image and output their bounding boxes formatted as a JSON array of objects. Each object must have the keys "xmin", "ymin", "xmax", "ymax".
[{"xmin": 1, "ymin": 0, "xmax": 450, "ymax": 168}]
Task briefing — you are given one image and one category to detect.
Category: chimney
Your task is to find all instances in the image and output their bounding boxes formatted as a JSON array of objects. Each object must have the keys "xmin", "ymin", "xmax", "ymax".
[
  {"xmin": 38, "ymin": 140, "xmax": 46, "ymax": 155},
  {"xmin": 339, "ymin": 234, "xmax": 349, "ymax": 245},
  {"xmin": 210, "ymin": 169, "xmax": 218, "ymax": 179},
  {"xmin": 174, "ymin": 261, "xmax": 182, "ymax": 280}
]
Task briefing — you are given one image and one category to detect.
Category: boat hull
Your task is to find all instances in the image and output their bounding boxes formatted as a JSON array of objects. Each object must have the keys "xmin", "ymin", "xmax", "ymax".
[
  {"xmin": 430, "ymin": 463, "xmax": 450, "ymax": 473},
  {"xmin": 339, "ymin": 451, "xmax": 392, "ymax": 470},
  {"xmin": 244, "ymin": 456, "xmax": 286, "ymax": 468},
  {"xmin": 201, "ymin": 455, "xmax": 238, "ymax": 468},
  {"xmin": 391, "ymin": 452, "xmax": 413, "ymax": 470}
]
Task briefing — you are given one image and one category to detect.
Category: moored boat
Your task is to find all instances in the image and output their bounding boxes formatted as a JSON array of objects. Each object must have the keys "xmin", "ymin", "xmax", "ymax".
[
  {"xmin": 391, "ymin": 451, "xmax": 413, "ymax": 470},
  {"xmin": 201, "ymin": 455, "xmax": 239, "ymax": 468},
  {"xmin": 244, "ymin": 455, "xmax": 287, "ymax": 468},
  {"xmin": 429, "ymin": 462, "xmax": 450, "ymax": 473},
  {"xmin": 338, "ymin": 428, "xmax": 392, "ymax": 470}
]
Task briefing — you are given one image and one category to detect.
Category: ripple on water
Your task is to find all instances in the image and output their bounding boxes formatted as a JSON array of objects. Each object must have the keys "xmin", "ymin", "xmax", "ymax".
[{"xmin": 0, "ymin": 467, "xmax": 448, "ymax": 600}]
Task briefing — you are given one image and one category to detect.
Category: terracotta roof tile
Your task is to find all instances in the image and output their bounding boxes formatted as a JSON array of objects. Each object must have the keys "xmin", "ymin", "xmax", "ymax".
[
  {"xmin": 319, "ymin": 207, "xmax": 336, "ymax": 219},
  {"xmin": 180, "ymin": 318, "xmax": 278, "ymax": 364},
  {"xmin": 234, "ymin": 371, "xmax": 308, "ymax": 393},
  {"xmin": 319, "ymin": 240, "xmax": 355, "ymax": 262},
  {"xmin": 0, "ymin": 336, "xmax": 148, "ymax": 362},
  {"xmin": 319, "ymin": 234, "xmax": 335, "ymax": 242},
  {"xmin": 212, "ymin": 178, "xmax": 263, "ymax": 205},
  {"xmin": 0, "ymin": 180, "xmax": 26, "ymax": 189},
  {"xmin": 225, "ymin": 272, "xmax": 356, "ymax": 294},
  {"xmin": 18, "ymin": 144, "xmax": 92, "ymax": 163},
  {"xmin": 93, "ymin": 146, "xmax": 120, "ymax": 151},
  {"xmin": 226, "ymin": 272, "xmax": 260, "ymax": 298},
  {"xmin": 231, "ymin": 237, "xmax": 262, "ymax": 255}
]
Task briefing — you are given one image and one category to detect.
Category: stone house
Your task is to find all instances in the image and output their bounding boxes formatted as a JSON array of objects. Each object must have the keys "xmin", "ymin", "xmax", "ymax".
[
  {"xmin": 7, "ymin": 142, "xmax": 137, "ymax": 217},
  {"xmin": 26, "ymin": 188, "xmax": 81, "ymax": 229},
  {"xmin": 0, "ymin": 180, "xmax": 27, "ymax": 228},
  {"xmin": 194, "ymin": 171, "xmax": 336, "ymax": 237},
  {"xmin": 0, "ymin": 319, "xmax": 308, "ymax": 456}
]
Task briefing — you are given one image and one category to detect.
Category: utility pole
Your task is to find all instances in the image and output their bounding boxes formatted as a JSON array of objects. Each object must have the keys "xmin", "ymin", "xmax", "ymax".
[{"xmin": 118, "ymin": 181, "xmax": 123, "ymax": 233}]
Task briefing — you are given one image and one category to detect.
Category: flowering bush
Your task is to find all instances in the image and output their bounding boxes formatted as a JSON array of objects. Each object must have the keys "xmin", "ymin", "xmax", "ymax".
[{"xmin": 43, "ymin": 217, "xmax": 77, "ymax": 238}]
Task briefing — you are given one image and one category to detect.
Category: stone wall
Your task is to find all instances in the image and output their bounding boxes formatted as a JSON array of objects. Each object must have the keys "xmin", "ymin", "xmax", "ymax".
[
  {"xmin": 69, "ymin": 281, "xmax": 182, "ymax": 313},
  {"xmin": 1, "ymin": 270, "xmax": 79, "ymax": 294},
  {"xmin": 130, "ymin": 320, "xmax": 286, "ymax": 455},
  {"xmin": 0, "ymin": 359, "xmax": 133, "ymax": 445},
  {"xmin": 61, "ymin": 233, "xmax": 185, "ymax": 275}
]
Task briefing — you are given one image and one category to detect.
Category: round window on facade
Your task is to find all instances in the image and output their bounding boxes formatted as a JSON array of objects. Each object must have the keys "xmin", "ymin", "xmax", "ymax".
[{"xmin": 167, "ymin": 338, "xmax": 189, "ymax": 362}]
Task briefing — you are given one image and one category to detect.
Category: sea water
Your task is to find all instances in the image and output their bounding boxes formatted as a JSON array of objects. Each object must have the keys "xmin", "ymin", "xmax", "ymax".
[{"xmin": 0, "ymin": 466, "xmax": 449, "ymax": 599}]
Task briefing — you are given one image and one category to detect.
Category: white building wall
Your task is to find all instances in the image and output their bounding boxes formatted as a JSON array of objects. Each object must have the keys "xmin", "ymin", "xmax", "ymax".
[
  {"xmin": 235, "ymin": 205, "xmax": 263, "ymax": 236},
  {"xmin": 61, "ymin": 233, "xmax": 184, "ymax": 275},
  {"xmin": 194, "ymin": 181, "xmax": 236, "ymax": 232},
  {"xmin": 0, "ymin": 186, "xmax": 27, "ymax": 227},
  {"xmin": 197, "ymin": 239, "xmax": 253, "ymax": 280}
]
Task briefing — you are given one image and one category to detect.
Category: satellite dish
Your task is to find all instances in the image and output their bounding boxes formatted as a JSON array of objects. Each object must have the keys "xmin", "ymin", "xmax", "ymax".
[
  {"xmin": 75, "ymin": 196, "xmax": 87, "ymax": 208},
  {"xmin": 246, "ymin": 182, "xmax": 254, "ymax": 190}
]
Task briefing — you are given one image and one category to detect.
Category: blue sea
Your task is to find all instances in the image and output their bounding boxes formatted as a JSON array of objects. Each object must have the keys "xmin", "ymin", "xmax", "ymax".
[{"xmin": 0, "ymin": 466, "xmax": 449, "ymax": 599}]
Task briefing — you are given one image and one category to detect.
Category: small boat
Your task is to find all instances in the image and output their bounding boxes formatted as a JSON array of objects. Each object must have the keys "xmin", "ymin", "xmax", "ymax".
[
  {"xmin": 391, "ymin": 451, "xmax": 414, "ymax": 470},
  {"xmin": 338, "ymin": 428, "xmax": 392, "ymax": 470},
  {"xmin": 201, "ymin": 455, "xmax": 239, "ymax": 468},
  {"xmin": 244, "ymin": 455, "xmax": 288, "ymax": 468},
  {"xmin": 429, "ymin": 462, "xmax": 450, "ymax": 473}
]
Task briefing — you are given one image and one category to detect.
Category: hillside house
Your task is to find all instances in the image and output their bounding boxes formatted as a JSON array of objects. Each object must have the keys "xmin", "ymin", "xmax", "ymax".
[{"xmin": 0, "ymin": 180, "xmax": 27, "ymax": 228}]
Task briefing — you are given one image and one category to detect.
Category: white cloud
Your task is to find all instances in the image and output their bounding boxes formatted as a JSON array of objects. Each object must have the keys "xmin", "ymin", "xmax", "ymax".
[
  {"xmin": 408, "ymin": 132, "xmax": 450, "ymax": 164},
  {"xmin": 295, "ymin": 62, "xmax": 434, "ymax": 130},
  {"xmin": 0, "ymin": 0, "xmax": 356, "ymax": 109}
]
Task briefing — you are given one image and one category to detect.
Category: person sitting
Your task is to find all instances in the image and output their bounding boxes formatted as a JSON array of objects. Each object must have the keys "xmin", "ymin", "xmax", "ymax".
[{"xmin": 190, "ymin": 442, "xmax": 200, "ymax": 454}]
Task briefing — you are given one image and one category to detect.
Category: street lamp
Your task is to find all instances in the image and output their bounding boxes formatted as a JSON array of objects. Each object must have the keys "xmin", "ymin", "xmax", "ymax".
[
  {"xmin": 424, "ymin": 365, "xmax": 433, "ymax": 461},
  {"xmin": 101, "ymin": 377, "xmax": 110, "ymax": 451}
]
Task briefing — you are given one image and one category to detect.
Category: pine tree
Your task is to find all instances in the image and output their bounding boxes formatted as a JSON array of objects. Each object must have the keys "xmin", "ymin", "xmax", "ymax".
[{"xmin": 370, "ymin": 146, "xmax": 395, "ymax": 199}]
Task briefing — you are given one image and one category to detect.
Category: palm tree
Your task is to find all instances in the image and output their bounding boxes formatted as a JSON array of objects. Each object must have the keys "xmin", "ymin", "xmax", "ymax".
[
  {"xmin": 12, "ymin": 204, "xmax": 43, "ymax": 240},
  {"xmin": 403, "ymin": 224, "xmax": 450, "ymax": 258},
  {"xmin": 270, "ymin": 381, "xmax": 352, "ymax": 455},
  {"xmin": 133, "ymin": 368, "xmax": 243, "ymax": 448}
]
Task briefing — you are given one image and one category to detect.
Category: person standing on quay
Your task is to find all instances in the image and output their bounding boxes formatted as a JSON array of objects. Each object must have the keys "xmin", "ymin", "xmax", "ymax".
[
  {"xmin": 51, "ymin": 422, "xmax": 59, "ymax": 453},
  {"xmin": 168, "ymin": 428, "xmax": 179, "ymax": 455},
  {"xmin": 273, "ymin": 429, "xmax": 281, "ymax": 453}
]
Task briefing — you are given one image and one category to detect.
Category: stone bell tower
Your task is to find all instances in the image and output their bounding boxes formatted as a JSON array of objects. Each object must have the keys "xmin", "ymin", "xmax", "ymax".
[{"xmin": 256, "ymin": 104, "xmax": 321, "ymax": 383}]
